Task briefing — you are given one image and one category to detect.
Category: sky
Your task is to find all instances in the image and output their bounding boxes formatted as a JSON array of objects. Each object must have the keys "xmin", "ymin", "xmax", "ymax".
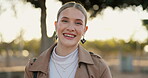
[{"xmin": 0, "ymin": 0, "xmax": 148, "ymax": 43}]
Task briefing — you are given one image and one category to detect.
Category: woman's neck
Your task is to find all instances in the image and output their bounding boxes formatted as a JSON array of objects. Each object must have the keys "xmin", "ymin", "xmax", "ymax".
[{"xmin": 56, "ymin": 43, "xmax": 78, "ymax": 56}]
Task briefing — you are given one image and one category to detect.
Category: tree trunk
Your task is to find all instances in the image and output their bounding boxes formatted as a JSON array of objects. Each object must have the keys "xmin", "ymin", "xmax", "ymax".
[
  {"xmin": 40, "ymin": 0, "xmax": 48, "ymax": 53},
  {"xmin": 26, "ymin": 0, "xmax": 56, "ymax": 53},
  {"xmin": 39, "ymin": 0, "xmax": 55, "ymax": 53}
]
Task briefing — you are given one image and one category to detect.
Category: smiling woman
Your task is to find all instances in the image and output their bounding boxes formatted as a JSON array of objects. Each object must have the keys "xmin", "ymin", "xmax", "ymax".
[
  {"xmin": 24, "ymin": 1, "xmax": 112, "ymax": 78},
  {"xmin": 55, "ymin": 7, "xmax": 88, "ymax": 52}
]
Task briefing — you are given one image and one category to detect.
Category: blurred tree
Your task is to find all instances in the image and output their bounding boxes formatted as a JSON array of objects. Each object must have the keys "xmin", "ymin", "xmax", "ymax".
[
  {"xmin": 26, "ymin": 0, "xmax": 56, "ymax": 53},
  {"xmin": 142, "ymin": 19, "xmax": 148, "ymax": 44},
  {"xmin": 58, "ymin": 0, "xmax": 148, "ymax": 17},
  {"xmin": 24, "ymin": 39, "xmax": 40, "ymax": 56},
  {"xmin": 1, "ymin": 0, "xmax": 148, "ymax": 54},
  {"xmin": 82, "ymin": 39, "xmax": 146, "ymax": 57},
  {"xmin": 142, "ymin": 20, "xmax": 148, "ymax": 30},
  {"xmin": 0, "ymin": 0, "xmax": 56, "ymax": 53},
  {"xmin": 25, "ymin": 0, "xmax": 148, "ymax": 54},
  {"xmin": 0, "ymin": 4, "xmax": 6, "ymax": 15},
  {"xmin": 0, "ymin": 0, "xmax": 17, "ymax": 17}
]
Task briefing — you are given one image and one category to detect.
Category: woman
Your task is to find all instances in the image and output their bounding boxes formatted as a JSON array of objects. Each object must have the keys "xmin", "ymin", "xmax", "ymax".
[{"xmin": 24, "ymin": 1, "xmax": 112, "ymax": 78}]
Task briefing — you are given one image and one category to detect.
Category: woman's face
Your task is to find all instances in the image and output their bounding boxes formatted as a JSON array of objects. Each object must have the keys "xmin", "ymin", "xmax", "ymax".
[{"xmin": 55, "ymin": 7, "xmax": 88, "ymax": 47}]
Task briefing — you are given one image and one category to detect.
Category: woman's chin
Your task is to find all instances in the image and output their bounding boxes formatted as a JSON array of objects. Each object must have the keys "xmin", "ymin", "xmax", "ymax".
[{"xmin": 61, "ymin": 41, "xmax": 78, "ymax": 47}]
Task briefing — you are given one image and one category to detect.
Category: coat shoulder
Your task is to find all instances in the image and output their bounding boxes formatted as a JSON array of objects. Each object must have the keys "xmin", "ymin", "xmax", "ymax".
[
  {"xmin": 89, "ymin": 52, "xmax": 108, "ymax": 67},
  {"xmin": 88, "ymin": 52, "xmax": 112, "ymax": 78},
  {"xmin": 89, "ymin": 52, "xmax": 102, "ymax": 59}
]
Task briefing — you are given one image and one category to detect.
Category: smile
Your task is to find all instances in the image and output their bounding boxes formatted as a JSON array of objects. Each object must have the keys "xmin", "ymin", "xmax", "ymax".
[{"xmin": 63, "ymin": 33, "xmax": 76, "ymax": 38}]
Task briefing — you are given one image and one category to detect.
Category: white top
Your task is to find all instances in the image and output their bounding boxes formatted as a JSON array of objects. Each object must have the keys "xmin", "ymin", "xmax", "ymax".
[{"xmin": 49, "ymin": 46, "xmax": 78, "ymax": 78}]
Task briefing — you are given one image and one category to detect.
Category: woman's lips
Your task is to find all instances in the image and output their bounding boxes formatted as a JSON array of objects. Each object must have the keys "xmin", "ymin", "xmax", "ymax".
[{"xmin": 63, "ymin": 33, "xmax": 76, "ymax": 39}]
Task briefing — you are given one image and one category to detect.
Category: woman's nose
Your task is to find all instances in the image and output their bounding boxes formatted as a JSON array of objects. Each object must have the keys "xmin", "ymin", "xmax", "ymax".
[{"xmin": 66, "ymin": 24, "xmax": 75, "ymax": 32}]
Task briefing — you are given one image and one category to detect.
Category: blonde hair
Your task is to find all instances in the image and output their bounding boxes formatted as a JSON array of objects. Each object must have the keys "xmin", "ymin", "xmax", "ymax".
[{"xmin": 57, "ymin": 2, "xmax": 87, "ymax": 25}]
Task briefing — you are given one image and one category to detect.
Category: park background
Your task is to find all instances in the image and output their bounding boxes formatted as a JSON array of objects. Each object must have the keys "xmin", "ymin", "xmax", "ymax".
[{"xmin": 0, "ymin": 0, "xmax": 148, "ymax": 78}]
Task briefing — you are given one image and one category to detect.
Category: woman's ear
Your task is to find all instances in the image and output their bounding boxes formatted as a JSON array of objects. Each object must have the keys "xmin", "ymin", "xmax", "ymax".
[
  {"xmin": 83, "ymin": 26, "xmax": 88, "ymax": 35},
  {"xmin": 84, "ymin": 26, "xmax": 88, "ymax": 32},
  {"xmin": 54, "ymin": 21, "xmax": 57, "ymax": 31}
]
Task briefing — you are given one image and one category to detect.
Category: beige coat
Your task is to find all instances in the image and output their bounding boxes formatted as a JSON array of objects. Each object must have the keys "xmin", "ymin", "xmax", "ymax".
[{"xmin": 24, "ymin": 44, "xmax": 112, "ymax": 78}]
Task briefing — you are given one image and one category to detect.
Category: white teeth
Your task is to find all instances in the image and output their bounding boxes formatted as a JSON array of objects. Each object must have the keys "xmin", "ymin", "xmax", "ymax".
[{"xmin": 64, "ymin": 34, "xmax": 75, "ymax": 37}]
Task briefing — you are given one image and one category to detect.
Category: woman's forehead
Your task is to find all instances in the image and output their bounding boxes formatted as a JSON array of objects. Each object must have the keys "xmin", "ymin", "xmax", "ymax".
[{"xmin": 58, "ymin": 7, "xmax": 85, "ymax": 21}]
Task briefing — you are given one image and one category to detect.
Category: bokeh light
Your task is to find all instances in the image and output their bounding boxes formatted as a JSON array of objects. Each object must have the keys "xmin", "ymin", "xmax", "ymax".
[
  {"xmin": 22, "ymin": 50, "xmax": 29, "ymax": 57},
  {"xmin": 144, "ymin": 45, "xmax": 148, "ymax": 53}
]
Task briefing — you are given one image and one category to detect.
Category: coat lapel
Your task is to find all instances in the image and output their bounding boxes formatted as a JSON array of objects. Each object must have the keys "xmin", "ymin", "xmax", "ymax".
[
  {"xmin": 75, "ymin": 45, "xmax": 94, "ymax": 78},
  {"xmin": 29, "ymin": 44, "xmax": 57, "ymax": 74},
  {"xmin": 78, "ymin": 45, "xmax": 94, "ymax": 64},
  {"xmin": 29, "ymin": 43, "xmax": 95, "ymax": 78}
]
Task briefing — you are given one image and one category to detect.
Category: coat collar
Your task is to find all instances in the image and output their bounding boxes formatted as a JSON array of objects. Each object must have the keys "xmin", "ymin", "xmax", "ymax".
[
  {"xmin": 29, "ymin": 43, "xmax": 94, "ymax": 74},
  {"xmin": 78, "ymin": 44, "xmax": 94, "ymax": 64}
]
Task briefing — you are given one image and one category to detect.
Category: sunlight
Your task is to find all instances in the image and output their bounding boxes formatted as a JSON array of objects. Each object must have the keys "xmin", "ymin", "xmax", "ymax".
[
  {"xmin": 0, "ymin": 0, "xmax": 147, "ymax": 42},
  {"xmin": 0, "ymin": 1, "xmax": 41, "ymax": 42},
  {"xmin": 46, "ymin": 0, "xmax": 62, "ymax": 37},
  {"xmin": 86, "ymin": 6, "xmax": 148, "ymax": 42}
]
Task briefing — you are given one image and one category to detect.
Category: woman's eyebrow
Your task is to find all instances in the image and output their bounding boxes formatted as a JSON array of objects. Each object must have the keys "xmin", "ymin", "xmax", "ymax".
[
  {"xmin": 76, "ymin": 19, "xmax": 83, "ymax": 23},
  {"xmin": 61, "ymin": 16, "xmax": 83, "ymax": 23},
  {"xmin": 61, "ymin": 16, "xmax": 69, "ymax": 19}
]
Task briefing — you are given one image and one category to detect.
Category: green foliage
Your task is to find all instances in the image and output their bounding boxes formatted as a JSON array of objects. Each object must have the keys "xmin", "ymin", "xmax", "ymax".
[
  {"xmin": 82, "ymin": 39, "xmax": 146, "ymax": 56},
  {"xmin": 59, "ymin": 0, "xmax": 148, "ymax": 17},
  {"xmin": 142, "ymin": 20, "xmax": 148, "ymax": 30},
  {"xmin": 0, "ymin": 38, "xmax": 147, "ymax": 56},
  {"xmin": 0, "ymin": 39, "xmax": 40, "ymax": 56},
  {"xmin": 24, "ymin": 39, "xmax": 40, "ymax": 56}
]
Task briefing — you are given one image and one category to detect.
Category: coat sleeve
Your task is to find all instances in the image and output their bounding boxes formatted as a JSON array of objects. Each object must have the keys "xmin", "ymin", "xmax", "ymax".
[
  {"xmin": 100, "ymin": 64, "xmax": 112, "ymax": 78},
  {"xmin": 24, "ymin": 60, "xmax": 33, "ymax": 78}
]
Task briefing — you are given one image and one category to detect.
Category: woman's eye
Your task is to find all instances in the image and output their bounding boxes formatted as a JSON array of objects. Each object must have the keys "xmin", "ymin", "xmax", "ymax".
[
  {"xmin": 76, "ymin": 22, "xmax": 82, "ymax": 25},
  {"xmin": 61, "ymin": 20, "xmax": 68, "ymax": 23}
]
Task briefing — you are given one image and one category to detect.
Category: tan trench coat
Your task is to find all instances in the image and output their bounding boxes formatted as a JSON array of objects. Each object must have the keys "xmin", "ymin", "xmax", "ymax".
[{"xmin": 24, "ymin": 44, "xmax": 112, "ymax": 78}]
